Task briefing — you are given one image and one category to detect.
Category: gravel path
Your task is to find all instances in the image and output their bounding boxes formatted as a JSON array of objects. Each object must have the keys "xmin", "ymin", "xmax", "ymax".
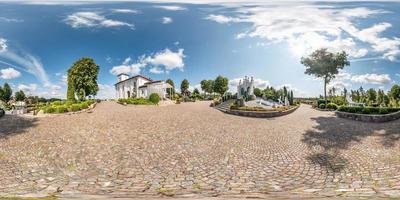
[{"xmin": 0, "ymin": 101, "xmax": 399, "ymax": 198}]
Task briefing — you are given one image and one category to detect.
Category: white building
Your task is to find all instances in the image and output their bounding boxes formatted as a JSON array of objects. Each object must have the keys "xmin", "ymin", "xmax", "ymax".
[{"xmin": 115, "ymin": 73, "xmax": 173, "ymax": 99}]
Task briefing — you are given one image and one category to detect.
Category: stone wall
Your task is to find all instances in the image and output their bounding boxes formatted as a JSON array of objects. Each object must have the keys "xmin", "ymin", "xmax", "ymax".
[
  {"xmin": 226, "ymin": 105, "xmax": 299, "ymax": 118},
  {"xmin": 335, "ymin": 110, "xmax": 400, "ymax": 123}
]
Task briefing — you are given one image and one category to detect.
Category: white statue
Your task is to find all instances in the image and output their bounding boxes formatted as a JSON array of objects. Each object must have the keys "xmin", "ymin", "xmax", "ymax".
[{"xmin": 237, "ymin": 76, "xmax": 255, "ymax": 99}]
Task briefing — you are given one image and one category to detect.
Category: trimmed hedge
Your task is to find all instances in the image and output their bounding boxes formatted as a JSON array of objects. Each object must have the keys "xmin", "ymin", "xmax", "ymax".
[
  {"xmin": 69, "ymin": 104, "xmax": 81, "ymax": 112},
  {"xmin": 41, "ymin": 100, "xmax": 95, "ymax": 114},
  {"xmin": 337, "ymin": 106, "xmax": 400, "ymax": 115},
  {"xmin": 118, "ymin": 98, "xmax": 153, "ymax": 105},
  {"xmin": 319, "ymin": 103, "xmax": 326, "ymax": 109},
  {"xmin": 149, "ymin": 93, "xmax": 160, "ymax": 104},
  {"xmin": 326, "ymin": 103, "xmax": 338, "ymax": 110}
]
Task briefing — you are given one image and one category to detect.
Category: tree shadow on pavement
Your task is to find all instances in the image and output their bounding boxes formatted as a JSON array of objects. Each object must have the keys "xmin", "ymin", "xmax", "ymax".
[
  {"xmin": 0, "ymin": 115, "xmax": 38, "ymax": 139},
  {"xmin": 302, "ymin": 116, "xmax": 400, "ymax": 172}
]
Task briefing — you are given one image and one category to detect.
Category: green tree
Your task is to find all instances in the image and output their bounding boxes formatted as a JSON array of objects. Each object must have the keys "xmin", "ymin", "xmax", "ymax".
[
  {"xmin": 290, "ymin": 90, "xmax": 294, "ymax": 105},
  {"xmin": 0, "ymin": 83, "xmax": 12, "ymax": 102},
  {"xmin": 15, "ymin": 90, "xmax": 26, "ymax": 101},
  {"xmin": 193, "ymin": 88, "xmax": 200, "ymax": 95},
  {"xmin": 366, "ymin": 88, "xmax": 377, "ymax": 106},
  {"xmin": 254, "ymin": 88, "xmax": 263, "ymax": 97},
  {"xmin": 301, "ymin": 48, "xmax": 349, "ymax": 106},
  {"xmin": 180, "ymin": 79, "xmax": 189, "ymax": 95},
  {"xmin": 388, "ymin": 84, "xmax": 400, "ymax": 107},
  {"xmin": 67, "ymin": 74, "xmax": 75, "ymax": 102},
  {"xmin": 200, "ymin": 80, "xmax": 214, "ymax": 96},
  {"xmin": 377, "ymin": 89, "xmax": 385, "ymax": 106},
  {"xmin": 213, "ymin": 75, "xmax": 229, "ymax": 96},
  {"xmin": 68, "ymin": 57, "xmax": 99, "ymax": 101},
  {"xmin": 166, "ymin": 79, "xmax": 175, "ymax": 96}
]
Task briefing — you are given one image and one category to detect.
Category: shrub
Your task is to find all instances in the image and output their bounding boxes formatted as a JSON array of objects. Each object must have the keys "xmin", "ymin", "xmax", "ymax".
[
  {"xmin": 70, "ymin": 104, "xmax": 81, "ymax": 112},
  {"xmin": 55, "ymin": 105, "xmax": 68, "ymax": 113},
  {"xmin": 319, "ymin": 103, "xmax": 326, "ymax": 109},
  {"xmin": 52, "ymin": 101, "xmax": 63, "ymax": 106},
  {"xmin": 149, "ymin": 93, "xmax": 160, "ymax": 104},
  {"xmin": 338, "ymin": 106, "xmax": 400, "ymax": 115},
  {"xmin": 43, "ymin": 106, "xmax": 56, "ymax": 113},
  {"xmin": 80, "ymin": 102, "xmax": 89, "ymax": 109},
  {"xmin": 326, "ymin": 103, "xmax": 338, "ymax": 110}
]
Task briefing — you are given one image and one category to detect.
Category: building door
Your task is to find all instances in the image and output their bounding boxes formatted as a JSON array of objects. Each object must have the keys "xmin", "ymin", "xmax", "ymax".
[{"xmin": 127, "ymin": 91, "xmax": 131, "ymax": 98}]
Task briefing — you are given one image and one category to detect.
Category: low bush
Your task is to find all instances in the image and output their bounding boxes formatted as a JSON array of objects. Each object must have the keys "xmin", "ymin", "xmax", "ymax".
[
  {"xmin": 80, "ymin": 102, "xmax": 89, "ymax": 109},
  {"xmin": 43, "ymin": 106, "xmax": 56, "ymax": 113},
  {"xmin": 337, "ymin": 106, "xmax": 400, "ymax": 115},
  {"xmin": 149, "ymin": 93, "xmax": 160, "ymax": 104},
  {"xmin": 118, "ymin": 98, "xmax": 153, "ymax": 105},
  {"xmin": 319, "ymin": 103, "xmax": 326, "ymax": 109},
  {"xmin": 55, "ymin": 105, "xmax": 68, "ymax": 113},
  {"xmin": 52, "ymin": 101, "xmax": 63, "ymax": 106},
  {"xmin": 326, "ymin": 103, "xmax": 338, "ymax": 110},
  {"xmin": 69, "ymin": 104, "xmax": 81, "ymax": 112}
]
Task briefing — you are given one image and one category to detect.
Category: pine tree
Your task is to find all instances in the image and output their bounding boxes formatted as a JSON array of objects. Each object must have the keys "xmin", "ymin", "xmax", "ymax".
[{"xmin": 67, "ymin": 73, "xmax": 75, "ymax": 102}]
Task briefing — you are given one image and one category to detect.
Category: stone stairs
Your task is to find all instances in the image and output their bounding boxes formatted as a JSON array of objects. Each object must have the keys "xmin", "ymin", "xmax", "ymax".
[{"xmin": 215, "ymin": 99, "xmax": 234, "ymax": 113}]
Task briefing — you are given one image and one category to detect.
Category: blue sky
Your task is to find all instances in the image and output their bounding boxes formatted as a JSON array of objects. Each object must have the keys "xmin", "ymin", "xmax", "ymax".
[{"xmin": 0, "ymin": 0, "xmax": 399, "ymax": 98}]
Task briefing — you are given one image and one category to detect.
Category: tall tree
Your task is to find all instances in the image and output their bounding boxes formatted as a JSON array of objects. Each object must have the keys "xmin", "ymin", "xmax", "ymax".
[
  {"xmin": 166, "ymin": 79, "xmax": 175, "ymax": 96},
  {"xmin": 213, "ymin": 75, "xmax": 229, "ymax": 96},
  {"xmin": 0, "ymin": 83, "xmax": 12, "ymax": 102},
  {"xmin": 15, "ymin": 90, "xmax": 26, "ymax": 101},
  {"xmin": 301, "ymin": 48, "xmax": 349, "ymax": 106},
  {"xmin": 388, "ymin": 84, "xmax": 400, "ymax": 107},
  {"xmin": 366, "ymin": 88, "xmax": 377, "ymax": 106},
  {"xmin": 253, "ymin": 88, "xmax": 263, "ymax": 97},
  {"xmin": 67, "ymin": 74, "xmax": 75, "ymax": 102},
  {"xmin": 68, "ymin": 57, "xmax": 99, "ymax": 101},
  {"xmin": 180, "ymin": 79, "xmax": 189, "ymax": 94},
  {"xmin": 377, "ymin": 89, "xmax": 385, "ymax": 106}
]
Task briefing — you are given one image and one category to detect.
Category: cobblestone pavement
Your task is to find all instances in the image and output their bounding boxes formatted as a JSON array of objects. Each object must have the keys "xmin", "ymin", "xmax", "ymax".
[{"xmin": 1, "ymin": 101, "xmax": 400, "ymax": 199}]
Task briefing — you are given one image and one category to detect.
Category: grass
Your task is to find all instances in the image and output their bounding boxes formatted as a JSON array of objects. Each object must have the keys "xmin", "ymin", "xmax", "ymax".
[
  {"xmin": 0, "ymin": 195, "xmax": 57, "ymax": 200},
  {"xmin": 192, "ymin": 183, "xmax": 201, "ymax": 189}
]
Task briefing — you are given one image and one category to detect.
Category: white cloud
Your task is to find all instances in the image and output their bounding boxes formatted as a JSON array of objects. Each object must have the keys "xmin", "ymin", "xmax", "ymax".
[
  {"xmin": 156, "ymin": 5, "xmax": 187, "ymax": 11},
  {"xmin": 328, "ymin": 81, "xmax": 351, "ymax": 90},
  {"xmin": 110, "ymin": 57, "xmax": 146, "ymax": 75},
  {"xmin": 0, "ymin": 67, "xmax": 21, "ymax": 79},
  {"xmin": 149, "ymin": 66, "xmax": 164, "ymax": 74},
  {"xmin": 111, "ymin": 9, "xmax": 139, "ymax": 14},
  {"xmin": 205, "ymin": 14, "xmax": 239, "ymax": 24},
  {"xmin": 0, "ymin": 50, "xmax": 50, "ymax": 86},
  {"xmin": 206, "ymin": 4, "xmax": 400, "ymax": 61},
  {"xmin": 162, "ymin": 17, "xmax": 173, "ymax": 24},
  {"xmin": 351, "ymin": 73, "xmax": 391, "ymax": 85},
  {"xmin": 18, "ymin": 83, "xmax": 37, "ymax": 93},
  {"xmin": 97, "ymin": 83, "xmax": 115, "ymax": 99},
  {"xmin": 396, "ymin": 73, "xmax": 400, "ymax": 78},
  {"xmin": 64, "ymin": 11, "xmax": 134, "ymax": 29},
  {"xmin": 0, "ymin": 17, "xmax": 23, "ymax": 23},
  {"xmin": 145, "ymin": 48, "xmax": 185, "ymax": 71},
  {"xmin": 0, "ymin": 38, "xmax": 7, "ymax": 52}
]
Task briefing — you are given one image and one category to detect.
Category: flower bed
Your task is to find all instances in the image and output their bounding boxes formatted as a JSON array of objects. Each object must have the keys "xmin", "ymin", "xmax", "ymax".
[
  {"xmin": 40, "ymin": 99, "xmax": 96, "ymax": 114},
  {"xmin": 336, "ymin": 106, "xmax": 400, "ymax": 122},
  {"xmin": 226, "ymin": 104, "xmax": 300, "ymax": 118}
]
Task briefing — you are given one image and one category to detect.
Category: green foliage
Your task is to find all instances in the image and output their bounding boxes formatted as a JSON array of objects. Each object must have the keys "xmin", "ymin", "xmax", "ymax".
[
  {"xmin": 80, "ymin": 102, "xmax": 89, "ymax": 109},
  {"xmin": 388, "ymin": 84, "xmax": 400, "ymax": 107},
  {"xmin": 55, "ymin": 105, "xmax": 68, "ymax": 113},
  {"xmin": 166, "ymin": 79, "xmax": 175, "ymax": 96},
  {"xmin": 43, "ymin": 106, "xmax": 56, "ymax": 113},
  {"xmin": 326, "ymin": 103, "xmax": 338, "ymax": 110},
  {"xmin": 0, "ymin": 83, "xmax": 12, "ymax": 102},
  {"xmin": 52, "ymin": 101, "xmax": 63, "ymax": 106},
  {"xmin": 201, "ymin": 79, "xmax": 214, "ymax": 95},
  {"xmin": 68, "ymin": 57, "xmax": 99, "ymax": 101},
  {"xmin": 338, "ymin": 106, "xmax": 400, "ymax": 115},
  {"xmin": 319, "ymin": 103, "xmax": 326, "ymax": 109},
  {"xmin": 213, "ymin": 75, "xmax": 229, "ymax": 95},
  {"xmin": 149, "ymin": 93, "xmax": 160, "ymax": 104},
  {"xmin": 180, "ymin": 79, "xmax": 189, "ymax": 94},
  {"xmin": 70, "ymin": 104, "xmax": 81, "ymax": 112},
  {"xmin": 67, "ymin": 73, "xmax": 75, "ymax": 102},
  {"xmin": 118, "ymin": 98, "xmax": 153, "ymax": 105},
  {"xmin": 15, "ymin": 90, "xmax": 26, "ymax": 101},
  {"xmin": 254, "ymin": 88, "xmax": 262, "ymax": 97},
  {"xmin": 301, "ymin": 48, "xmax": 349, "ymax": 106}
]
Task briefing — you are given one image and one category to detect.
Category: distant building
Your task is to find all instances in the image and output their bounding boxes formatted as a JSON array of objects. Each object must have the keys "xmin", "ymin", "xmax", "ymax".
[{"xmin": 115, "ymin": 73, "xmax": 173, "ymax": 99}]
